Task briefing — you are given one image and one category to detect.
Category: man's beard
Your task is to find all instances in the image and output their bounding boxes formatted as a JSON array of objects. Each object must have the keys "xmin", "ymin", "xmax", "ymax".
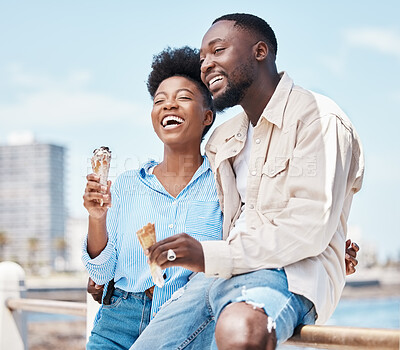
[{"xmin": 213, "ymin": 61, "xmax": 255, "ymax": 112}]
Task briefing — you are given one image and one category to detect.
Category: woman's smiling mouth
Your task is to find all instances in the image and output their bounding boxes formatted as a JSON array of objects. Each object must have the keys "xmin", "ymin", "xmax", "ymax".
[{"xmin": 161, "ymin": 115, "xmax": 185, "ymax": 129}]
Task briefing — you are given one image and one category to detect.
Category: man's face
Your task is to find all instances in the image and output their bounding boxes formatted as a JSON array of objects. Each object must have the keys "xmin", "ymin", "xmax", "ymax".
[{"xmin": 200, "ymin": 20, "xmax": 257, "ymax": 112}]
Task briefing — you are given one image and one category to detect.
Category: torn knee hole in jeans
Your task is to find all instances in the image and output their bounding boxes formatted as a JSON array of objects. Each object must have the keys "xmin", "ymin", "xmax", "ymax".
[{"xmin": 240, "ymin": 286, "xmax": 276, "ymax": 333}]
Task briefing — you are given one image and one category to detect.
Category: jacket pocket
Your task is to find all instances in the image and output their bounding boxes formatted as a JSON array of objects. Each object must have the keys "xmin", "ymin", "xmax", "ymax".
[
  {"xmin": 258, "ymin": 158, "xmax": 290, "ymax": 213},
  {"xmin": 262, "ymin": 157, "xmax": 289, "ymax": 178}
]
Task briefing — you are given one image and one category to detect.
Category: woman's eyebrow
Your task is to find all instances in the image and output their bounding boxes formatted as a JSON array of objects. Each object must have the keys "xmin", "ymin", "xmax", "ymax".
[
  {"xmin": 154, "ymin": 88, "xmax": 194, "ymax": 99},
  {"xmin": 154, "ymin": 91, "xmax": 166, "ymax": 98},
  {"xmin": 176, "ymin": 88, "xmax": 194, "ymax": 95}
]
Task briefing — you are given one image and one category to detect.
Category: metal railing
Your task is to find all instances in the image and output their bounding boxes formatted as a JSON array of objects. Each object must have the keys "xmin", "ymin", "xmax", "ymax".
[
  {"xmin": 6, "ymin": 298, "xmax": 86, "ymax": 317},
  {"xmin": 285, "ymin": 325, "xmax": 400, "ymax": 349},
  {"xmin": 1, "ymin": 261, "xmax": 399, "ymax": 350}
]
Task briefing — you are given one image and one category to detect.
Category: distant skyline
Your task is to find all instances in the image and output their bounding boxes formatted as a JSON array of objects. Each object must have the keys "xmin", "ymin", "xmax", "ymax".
[
  {"xmin": 0, "ymin": 142, "xmax": 65, "ymax": 268},
  {"xmin": 0, "ymin": 1, "xmax": 399, "ymax": 261}
]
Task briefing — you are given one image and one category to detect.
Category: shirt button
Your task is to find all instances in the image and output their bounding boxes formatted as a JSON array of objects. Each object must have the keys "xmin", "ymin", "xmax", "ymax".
[
  {"xmin": 168, "ymin": 224, "xmax": 174, "ymax": 229},
  {"xmin": 255, "ymin": 138, "xmax": 261, "ymax": 144},
  {"xmin": 248, "ymin": 204, "xmax": 254, "ymax": 209},
  {"xmin": 172, "ymin": 201, "xmax": 177, "ymax": 205},
  {"xmin": 237, "ymin": 132, "xmax": 242, "ymax": 138},
  {"xmin": 250, "ymin": 226, "xmax": 256, "ymax": 230},
  {"xmin": 251, "ymin": 170, "xmax": 257, "ymax": 176}
]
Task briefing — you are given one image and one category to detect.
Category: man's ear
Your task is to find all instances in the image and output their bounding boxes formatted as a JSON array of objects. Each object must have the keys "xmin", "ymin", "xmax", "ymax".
[
  {"xmin": 254, "ymin": 41, "xmax": 269, "ymax": 61},
  {"xmin": 203, "ymin": 109, "xmax": 214, "ymax": 126}
]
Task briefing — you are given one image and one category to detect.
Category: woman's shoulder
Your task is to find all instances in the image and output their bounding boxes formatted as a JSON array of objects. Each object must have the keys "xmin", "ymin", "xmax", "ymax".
[{"xmin": 113, "ymin": 159, "xmax": 158, "ymax": 187}]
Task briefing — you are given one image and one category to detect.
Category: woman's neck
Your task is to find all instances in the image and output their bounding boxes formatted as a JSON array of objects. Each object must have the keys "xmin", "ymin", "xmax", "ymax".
[
  {"xmin": 153, "ymin": 146, "xmax": 203, "ymax": 198},
  {"xmin": 158, "ymin": 152, "xmax": 203, "ymax": 176}
]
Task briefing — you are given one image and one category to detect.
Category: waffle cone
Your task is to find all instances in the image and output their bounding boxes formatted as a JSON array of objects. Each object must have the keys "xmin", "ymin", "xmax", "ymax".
[
  {"xmin": 136, "ymin": 223, "xmax": 164, "ymax": 288},
  {"xmin": 136, "ymin": 223, "xmax": 156, "ymax": 250}
]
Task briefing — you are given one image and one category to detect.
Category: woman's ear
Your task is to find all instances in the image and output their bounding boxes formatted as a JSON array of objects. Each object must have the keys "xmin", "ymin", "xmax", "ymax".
[{"xmin": 203, "ymin": 109, "xmax": 213, "ymax": 126}]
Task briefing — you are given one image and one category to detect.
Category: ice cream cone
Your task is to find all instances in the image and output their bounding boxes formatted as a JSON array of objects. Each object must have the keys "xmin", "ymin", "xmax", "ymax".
[
  {"xmin": 136, "ymin": 223, "xmax": 165, "ymax": 288},
  {"xmin": 91, "ymin": 146, "xmax": 111, "ymax": 206}
]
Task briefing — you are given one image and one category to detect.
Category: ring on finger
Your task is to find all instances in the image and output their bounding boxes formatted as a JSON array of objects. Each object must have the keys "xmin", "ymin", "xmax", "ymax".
[{"xmin": 167, "ymin": 249, "xmax": 176, "ymax": 261}]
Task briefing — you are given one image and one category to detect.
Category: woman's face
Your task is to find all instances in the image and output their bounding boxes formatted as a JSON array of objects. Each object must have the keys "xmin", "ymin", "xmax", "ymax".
[{"xmin": 151, "ymin": 76, "xmax": 213, "ymax": 147}]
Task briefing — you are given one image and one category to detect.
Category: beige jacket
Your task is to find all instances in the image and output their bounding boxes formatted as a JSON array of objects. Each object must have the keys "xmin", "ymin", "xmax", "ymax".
[{"xmin": 202, "ymin": 72, "xmax": 364, "ymax": 324}]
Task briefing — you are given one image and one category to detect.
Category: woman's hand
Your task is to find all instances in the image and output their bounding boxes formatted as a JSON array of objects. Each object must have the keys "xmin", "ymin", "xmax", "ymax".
[
  {"xmin": 147, "ymin": 233, "xmax": 205, "ymax": 272},
  {"xmin": 87, "ymin": 277, "xmax": 104, "ymax": 304},
  {"xmin": 345, "ymin": 239, "xmax": 359, "ymax": 275},
  {"xmin": 83, "ymin": 173, "xmax": 112, "ymax": 219}
]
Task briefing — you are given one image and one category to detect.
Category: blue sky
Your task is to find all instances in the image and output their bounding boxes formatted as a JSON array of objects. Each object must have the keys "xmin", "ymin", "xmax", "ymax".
[{"xmin": 0, "ymin": 1, "xmax": 399, "ymax": 261}]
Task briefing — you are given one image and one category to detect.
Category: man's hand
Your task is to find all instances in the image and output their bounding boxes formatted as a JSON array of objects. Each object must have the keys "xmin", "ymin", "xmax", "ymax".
[
  {"xmin": 87, "ymin": 277, "xmax": 104, "ymax": 304},
  {"xmin": 147, "ymin": 233, "xmax": 205, "ymax": 272},
  {"xmin": 345, "ymin": 239, "xmax": 359, "ymax": 275}
]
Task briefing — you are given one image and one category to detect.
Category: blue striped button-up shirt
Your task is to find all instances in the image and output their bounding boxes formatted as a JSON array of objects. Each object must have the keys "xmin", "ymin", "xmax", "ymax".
[{"xmin": 82, "ymin": 156, "xmax": 222, "ymax": 318}]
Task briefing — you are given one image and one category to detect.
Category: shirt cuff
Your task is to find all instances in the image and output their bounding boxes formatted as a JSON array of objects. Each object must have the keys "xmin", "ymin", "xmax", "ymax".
[
  {"xmin": 201, "ymin": 240, "xmax": 233, "ymax": 279},
  {"xmin": 81, "ymin": 236, "xmax": 114, "ymax": 266}
]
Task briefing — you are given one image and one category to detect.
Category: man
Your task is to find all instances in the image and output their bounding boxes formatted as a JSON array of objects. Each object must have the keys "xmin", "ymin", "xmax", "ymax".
[{"xmin": 127, "ymin": 13, "xmax": 364, "ymax": 350}]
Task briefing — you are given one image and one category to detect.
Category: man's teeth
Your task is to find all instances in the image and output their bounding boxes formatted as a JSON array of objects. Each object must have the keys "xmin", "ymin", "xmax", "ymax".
[
  {"xmin": 162, "ymin": 115, "xmax": 184, "ymax": 127},
  {"xmin": 209, "ymin": 75, "xmax": 223, "ymax": 86}
]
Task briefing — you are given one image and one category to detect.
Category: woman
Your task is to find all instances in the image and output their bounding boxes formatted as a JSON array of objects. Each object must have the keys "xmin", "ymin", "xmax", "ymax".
[{"xmin": 82, "ymin": 46, "xmax": 222, "ymax": 349}]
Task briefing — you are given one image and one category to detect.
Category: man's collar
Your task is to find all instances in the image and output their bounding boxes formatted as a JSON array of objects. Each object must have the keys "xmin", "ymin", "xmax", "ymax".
[
  {"xmin": 223, "ymin": 72, "xmax": 293, "ymax": 136},
  {"xmin": 258, "ymin": 72, "xmax": 293, "ymax": 129},
  {"xmin": 208, "ymin": 72, "xmax": 293, "ymax": 148},
  {"xmin": 224, "ymin": 114, "xmax": 249, "ymax": 143}
]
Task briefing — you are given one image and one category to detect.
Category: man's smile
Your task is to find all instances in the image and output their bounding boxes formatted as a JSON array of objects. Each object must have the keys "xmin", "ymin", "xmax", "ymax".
[
  {"xmin": 206, "ymin": 74, "xmax": 226, "ymax": 93},
  {"xmin": 209, "ymin": 75, "xmax": 224, "ymax": 87}
]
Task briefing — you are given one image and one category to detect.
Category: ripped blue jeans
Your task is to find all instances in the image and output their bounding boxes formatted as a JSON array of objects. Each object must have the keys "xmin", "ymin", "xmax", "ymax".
[{"xmin": 130, "ymin": 269, "xmax": 316, "ymax": 350}]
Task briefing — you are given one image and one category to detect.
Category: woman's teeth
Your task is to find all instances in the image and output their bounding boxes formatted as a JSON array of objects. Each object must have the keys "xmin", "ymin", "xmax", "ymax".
[{"xmin": 162, "ymin": 115, "xmax": 184, "ymax": 128}]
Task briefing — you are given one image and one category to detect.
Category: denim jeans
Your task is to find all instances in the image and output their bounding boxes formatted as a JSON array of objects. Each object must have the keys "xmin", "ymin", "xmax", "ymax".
[
  {"xmin": 130, "ymin": 269, "xmax": 316, "ymax": 350},
  {"xmin": 87, "ymin": 288, "xmax": 152, "ymax": 350}
]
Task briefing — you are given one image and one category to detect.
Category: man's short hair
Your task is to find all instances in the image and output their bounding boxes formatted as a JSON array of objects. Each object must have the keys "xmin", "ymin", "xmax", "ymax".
[{"xmin": 213, "ymin": 13, "xmax": 278, "ymax": 56}]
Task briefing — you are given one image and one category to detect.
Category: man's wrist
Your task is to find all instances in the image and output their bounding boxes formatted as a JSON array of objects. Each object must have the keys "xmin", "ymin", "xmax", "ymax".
[{"xmin": 201, "ymin": 240, "xmax": 233, "ymax": 278}]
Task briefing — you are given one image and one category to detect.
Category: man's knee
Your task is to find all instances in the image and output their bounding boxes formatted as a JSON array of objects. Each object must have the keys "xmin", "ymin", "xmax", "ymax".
[{"xmin": 215, "ymin": 302, "xmax": 277, "ymax": 350}]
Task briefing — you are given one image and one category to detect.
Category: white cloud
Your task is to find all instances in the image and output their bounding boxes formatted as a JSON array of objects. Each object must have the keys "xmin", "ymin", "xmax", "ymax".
[
  {"xmin": 7, "ymin": 130, "xmax": 35, "ymax": 145},
  {"xmin": 345, "ymin": 27, "xmax": 400, "ymax": 59},
  {"xmin": 0, "ymin": 65, "xmax": 148, "ymax": 127},
  {"xmin": 6, "ymin": 63, "xmax": 55, "ymax": 89},
  {"xmin": 0, "ymin": 90, "xmax": 139, "ymax": 125}
]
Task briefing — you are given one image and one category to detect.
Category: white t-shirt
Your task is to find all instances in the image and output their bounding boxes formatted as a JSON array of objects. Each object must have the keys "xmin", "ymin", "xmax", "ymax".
[{"xmin": 230, "ymin": 123, "xmax": 253, "ymax": 237}]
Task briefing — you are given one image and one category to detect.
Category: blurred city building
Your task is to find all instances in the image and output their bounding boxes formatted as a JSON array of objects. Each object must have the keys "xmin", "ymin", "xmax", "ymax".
[
  {"xmin": 65, "ymin": 216, "xmax": 88, "ymax": 272},
  {"xmin": 0, "ymin": 138, "xmax": 65, "ymax": 272}
]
